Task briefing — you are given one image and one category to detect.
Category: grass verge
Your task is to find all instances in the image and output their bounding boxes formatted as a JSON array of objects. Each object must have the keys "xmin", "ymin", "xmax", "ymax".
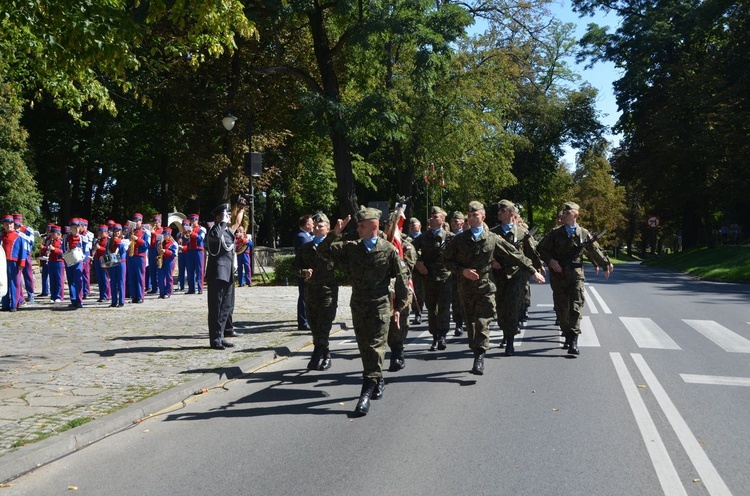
[{"xmin": 642, "ymin": 245, "xmax": 750, "ymax": 283}]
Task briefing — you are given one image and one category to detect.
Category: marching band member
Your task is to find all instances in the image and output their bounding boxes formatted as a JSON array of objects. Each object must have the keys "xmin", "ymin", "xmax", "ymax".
[
  {"xmin": 63, "ymin": 219, "xmax": 84, "ymax": 309},
  {"xmin": 39, "ymin": 223, "xmax": 54, "ymax": 297},
  {"xmin": 176, "ymin": 220, "xmax": 190, "ymax": 291},
  {"xmin": 158, "ymin": 227, "xmax": 178, "ymax": 298},
  {"xmin": 147, "ymin": 214, "xmax": 163, "ymax": 294},
  {"xmin": 126, "ymin": 213, "xmax": 149, "ymax": 304},
  {"xmin": 79, "ymin": 218, "xmax": 94, "ymax": 299},
  {"xmin": 48, "ymin": 225, "xmax": 65, "ymax": 302},
  {"xmin": 235, "ymin": 225, "xmax": 252, "ymax": 287},
  {"xmin": 186, "ymin": 213, "xmax": 205, "ymax": 295},
  {"xmin": 2, "ymin": 215, "xmax": 28, "ymax": 312},
  {"xmin": 14, "ymin": 214, "xmax": 35, "ymax": 305},
  {"xmin": 107, "ymin": 224, "xmax": 127, "ymax": 307},
  {"xmin": 93, "ymin": 225, "xmax": 111, "ymax": 302}
]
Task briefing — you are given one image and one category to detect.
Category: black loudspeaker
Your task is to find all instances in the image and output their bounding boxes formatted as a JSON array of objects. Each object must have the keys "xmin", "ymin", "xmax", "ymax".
[{"xmin": 244, "ymin": 152, "xmax": 263, "ymax": 178}]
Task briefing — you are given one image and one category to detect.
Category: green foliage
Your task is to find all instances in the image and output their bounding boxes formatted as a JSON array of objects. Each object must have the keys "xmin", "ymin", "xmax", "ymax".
[
  {"xmin": 273, "ymin": 254, "xmax": 297, "ymax": 286},
  {"xmin": 643, "ymin": 246, "xmax": 750, "ymax": 283}
]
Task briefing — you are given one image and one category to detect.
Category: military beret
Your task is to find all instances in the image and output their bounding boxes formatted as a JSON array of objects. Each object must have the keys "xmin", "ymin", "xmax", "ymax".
[
  {"xmin": 430, "ymin": 206, "xmax": 447, "ymax": 216},
  {"xmin": 355, "ymin": 206, "xmax": 382, "ymax": 222},
  {"xmin": 497, "ymin": 199, "xmax": 514, "ymax": 210},
  {"xmin": 132, "ymin": 213, "xmax": 143, "ymax": 221},
  {"xmin": 409, "ymin": 217, "xmax": 421, "ymax": 225},
  {"xmin": 563, "ymin": 201, "xmax": 580, "ymax": 211},
  {"xmin": 451, "ymin": 211, "xmax": 465, "ymax": 221},
  {"xmin": 312, "ymin": 212, "xmax": 329, "ymax": 224},
  {"xmin": 211, "ymin": 203, "xmax": 231, "ymax": 217},
  {"xmin": 467, "ymin": 201, "xmax": 484, "ymax": 212}
]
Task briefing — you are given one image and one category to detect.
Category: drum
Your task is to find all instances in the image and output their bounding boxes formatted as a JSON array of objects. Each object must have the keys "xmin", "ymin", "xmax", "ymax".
[
  {"xmin": 101, "ymin": 252, "xmax": 121, "ymax": 268},
  {"xmin": 62, "ymin": 248, "xmax": 84, "ymax": 267}
]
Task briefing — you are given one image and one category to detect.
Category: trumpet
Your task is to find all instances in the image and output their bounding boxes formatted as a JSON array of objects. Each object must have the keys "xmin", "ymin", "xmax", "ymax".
[
  {"xmin": 157, "ymin": 240, "xmax": 164, "ymax": 269},
  {"xmin": 128, "ymin": 230, "xmax": 137, "ymax": 256}
]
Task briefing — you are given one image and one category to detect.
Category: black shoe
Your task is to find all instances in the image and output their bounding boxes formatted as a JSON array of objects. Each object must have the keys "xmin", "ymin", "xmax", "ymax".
[
  {"xmin": 429, "ymin": 339, "xmax": 438, "ymax": 351},
  {"xmin": 504, "ymin": 336, "xmax": 515, "ymax": 356},
  {"xmin": 318, "ymin": 350, "xmax": 332, "ymax": 370},
  {"xmin": 454, "ymin": 326, "xmax": 464, "ymax": 337},
  {"xmin": 224, "ymin": 330, "xmax": 239, "ymax": 338},
  {"xmin": 372, "ymin": 377, "xmax": 385, "ymax": 400},
  {"xmin": 521, "ymin": 310, "xmax": 529, "ymax": 322},
  {"xmin": 210, "ymin": 343, "xmax": 226, "ymax": 350},
  {"xmin": 471, "ymin": 353, "xmax": 485, "ymax": 375},
  {"xmin": 185, "ymin": 291, "xmax": 196, "ymax": 295},
  {"xmin": 132, "ymin": 299, "xmax": 143, "ymax": 304},
  {"xmin": 562, "ymin": 334, "xmax": 571, "ymax": 349},
  {"xmin": 307, "ymin": 347, "xmax": 322, "ymax": 370},
  {"xmin": 437, "ymin": 337, "xmax": 447, "ymax": 350},
  {"xmin": 298, "ymin": 324, "xmax": 310, "ymax": 331},
  {"xmin": 148, "ymin": 289, "xmax": 158, "ymax": 294},
  {"xmin": 117, "ymin": 302, "xmax": 124, "ymax": 307},
  {"xmin": 568, "ymin": 335, "xmax": 580, "ymax": 355},
  {"xmin": 220, "ymin": 340, "xmax": 236, "ymax": 348},
  {"xmin": 412, "ymin": 314, "xmax": 422, "ymax": 325},
  {"xmin": 388, "ymin": 350, "xmax": 405, "ymax": 372},
  {"xmin": 110, "ymin": 303, "xmax": 117, "ymax": 308},
  {"xmin": 499, "ymin": 337, "xmax": 506, "ymax": 348},
  {"xmin": 353, "ymin": 380, "xmax": 376, "ymax": 416},
  {"xmin": 39, "ymin": 293, "xmax": 49, "ymax": 297}
]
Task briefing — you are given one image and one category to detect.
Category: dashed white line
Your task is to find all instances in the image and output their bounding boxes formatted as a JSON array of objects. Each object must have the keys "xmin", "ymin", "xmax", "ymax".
[
  {"xmin": 681, "ymin": 374, "xmax": 750, "ymax": 387},
  {"xmin": 620, "ymin": 317, "xmax": 681, "ymax": 350},
  {"xmin": 587, "ymin": 286, "xmax": 611, "ymax": 314}
]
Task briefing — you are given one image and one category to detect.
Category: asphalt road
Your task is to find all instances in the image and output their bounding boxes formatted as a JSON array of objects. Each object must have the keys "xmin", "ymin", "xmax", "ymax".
[{"xmin": 4, "ymin": 263, "xmax": 749, "ymax": 495}]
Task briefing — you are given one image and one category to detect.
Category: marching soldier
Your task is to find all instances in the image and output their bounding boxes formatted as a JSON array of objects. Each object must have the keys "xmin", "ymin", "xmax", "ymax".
[
  {"xmin": 411, "ymin": 206, "xmax": 454, "ymax": 352},
  {"xmin": 449, "ymin": 211, "xmax": 466, "ymax": 336},
  {"xmin": 318, "ymin": 207, "xmax": 409, "ymax": 417},
  {"xmin": 492, "ymin": 200, "xmax": 544, "ymax": 356},
  {"xmin": 408, "ymin": 217, "xmax": 425, "ymax": 324},
  {"xmin": 384, "ymin": 214, "xmax": 416, "ymax": 372},
  {"xmin": 444, "ymin": 202, "xmax": 545, "ymax": 375},
  {"xmin": 292, "ymin": 213, "xmax": 339, "ymax": 371},
  {"xmin": 537, "ymin": 202, "xmax": 613, "ymax": 355}
]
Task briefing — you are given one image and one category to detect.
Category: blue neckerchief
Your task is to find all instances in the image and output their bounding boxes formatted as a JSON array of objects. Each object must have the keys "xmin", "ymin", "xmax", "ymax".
[
  {"xmin": 410, "ymin": 232, "xmax": 420, "ymax": 239},
  {"xmin": 566, "ymin": 224, "xmax": 578, "ymax": 237},
  {"xmin": 470, "ymin": 226, "xmax": 483, "ymax": 240},
  {"xmin": 363, "ymin": 237, "xmax": 378, "ymax": 251},
  {"xmin": 313, "ymin": 236, "xmax": 325, "ymax": 246},
  {"xmin": 501, "ymin": 223, "xmax": 514, "ymax": 234},
  {"xmin": 430, "ymin": 228, "xmax": 442, "ymax": 236}
]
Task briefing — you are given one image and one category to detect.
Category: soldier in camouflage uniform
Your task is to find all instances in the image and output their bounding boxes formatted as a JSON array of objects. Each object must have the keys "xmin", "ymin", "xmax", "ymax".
[
  {"xmin": 412, "ymin": 206, "xmax": 455, "ymax": 351},
  {"xmin": 318, "ymin": 207, "xmax": 409, "ymax": 416},
  {"xmin": 384, "ymin": 220, "xmax": 416, "ymax": 372},
  {"xmin": 449, "ymin": 211, "xmax": 466, "ymax": 336},
  {"xmin": 537, "ymin": 202, "xmax": 613, "ymax": 355},
  {"xmin": 292, "ymin": 212, "xmax": 338, "ymax": 371},
  {"xmin": 492, "ymin": 200, "xmax": 545, "ymax": 356},
  {"xmin": 444, "ymin": 201, "xmax": 545, "ymax": 375}
]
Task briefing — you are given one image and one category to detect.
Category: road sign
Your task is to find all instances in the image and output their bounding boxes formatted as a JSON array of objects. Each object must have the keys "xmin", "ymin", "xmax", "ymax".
[{"xmin": 647, "ymin": 215, "xmax": 660, "ymax": 228}]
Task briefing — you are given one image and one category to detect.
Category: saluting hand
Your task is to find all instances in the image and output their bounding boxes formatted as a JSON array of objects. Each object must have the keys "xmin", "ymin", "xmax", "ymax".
[{"xmin": 334, "ymin": 215, "xmax": 351, "ymax": 235}]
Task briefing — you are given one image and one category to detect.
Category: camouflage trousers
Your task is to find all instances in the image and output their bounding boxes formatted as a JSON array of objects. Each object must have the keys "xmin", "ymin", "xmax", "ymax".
[
  {"xmin": 388, "ymin": 304, "xmax": 410, "ymax": 352},
  {"xmin": 423, "ymin": 277, "xmax": 453, "ymax": 338},
  {"xmin": 458, "ymin": 288, "xmax": 496, "ymax": 353},
  {"xmin": 351, "ymin": 294, "xmax": 391, "ymax": 380},
  {"xmin": 494, "ymin": 274, "xmax": 526, "ymax": 337},
  {"xmin": 550, "ymin": 270, "xmax": 585, "ymax": 335},
  {"xmin": 305, "ymin": 284, "xmax": 339, "ymax": 350}
]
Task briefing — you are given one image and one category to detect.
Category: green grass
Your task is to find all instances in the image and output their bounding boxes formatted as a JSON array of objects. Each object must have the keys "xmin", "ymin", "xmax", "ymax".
[{"xmin": 642, "ymin": 245, "xmax": 750, "ymax": 283}]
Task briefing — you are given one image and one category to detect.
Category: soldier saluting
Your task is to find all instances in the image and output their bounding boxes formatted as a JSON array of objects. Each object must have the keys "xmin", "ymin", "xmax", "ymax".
[
  {"xmin": 318, "ymin": 206, "xmax": 409, "ymax": 417},
  {"xmin": 537, "ymin": 202, "xmax": 613, "ymax": 355}
]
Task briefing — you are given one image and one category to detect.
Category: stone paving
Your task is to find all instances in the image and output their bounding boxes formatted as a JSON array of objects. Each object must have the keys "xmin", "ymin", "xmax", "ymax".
[{"xmin": 0, "ymin": 272, "xmax": 353, "ymax": 458}]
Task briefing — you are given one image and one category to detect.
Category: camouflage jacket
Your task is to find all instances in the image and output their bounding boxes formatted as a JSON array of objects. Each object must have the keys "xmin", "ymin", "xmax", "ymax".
[{"xmin": 411, "ymin": 228, "xmax": 454, "ymax": 282}]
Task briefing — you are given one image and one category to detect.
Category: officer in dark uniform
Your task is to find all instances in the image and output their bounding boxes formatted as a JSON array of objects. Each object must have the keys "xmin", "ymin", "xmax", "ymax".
[
  {"xmin": 537, "ymin": 202, "xmax": 613, "ymax": 355},
  {"xmin": 492, "ymin": 200, "xmax": 544, "ymax": 355},
  {"xmin": 292, "ymin": 212, "xmax": 339, "ymax": 370},
  {"xmin": 444, "ymin": 201, "xmax": 545, "ymax": 375},
  {"xmin": 318, "ymin": 207, "xmax": 409, "ymax": 417},
  {"xmin": 205, "ymin": 200, "xmax": 246, "ymax": 350},
  {"xmin": 411, "ymin": 206, "xmax": 455, "ymax": 351}
]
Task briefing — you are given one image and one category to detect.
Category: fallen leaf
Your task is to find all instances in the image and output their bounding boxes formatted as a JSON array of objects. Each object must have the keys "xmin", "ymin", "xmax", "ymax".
[
  {"xmin": 637, "ymin": 385, "xmax": 647, "ymax": 388},
  {"xmin": 0, "ymin": 483, "xmax": 13, "ymax": 488},
  {"xmin": 68, "ymin": 486, "xmax": 78, "ymax": 491},
  {"xmin": 552, "ymin": 408, "xmax": 559, "ymax": 412},
  {"xmin": 339, "ymin": 402, "xmax": 345, "ymax": 406},
  {"xmin": 693, "ymin": 479, "xmax": 701, "ymax": 483}
]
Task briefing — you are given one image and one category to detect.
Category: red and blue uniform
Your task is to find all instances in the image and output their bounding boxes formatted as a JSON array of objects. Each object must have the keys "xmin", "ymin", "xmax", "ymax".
[
  {"xmin": 63, "ymin": 219, "xmax": 84, "ymax": 308},
  {"xmin": 147, "ymin": 215, "xmax": 163, "ymax": 293},
  {"xmin": 186, "ymin": 214, "xmax": 205, "ymax": 294},
  {"xmin": 93, "ymin": 226, "xmax": 110, "ymax": 301},
  {"xmin": 79, "ymin": 219, "xmax": 93, "ymax": 298},
  {"xmin": 236, "ymin": 232, "xmax": 253, "ymax": 287},
  {"xmin": 127, "ymin": 214, "xmax": 150, "ymax": 303},
  {"xmin": 158, "ymin": 228, "xmax": 178, "ymax": 298},
  {"xmin": 177, "ymin": 221, "xmax": 190, "ymax": 291},
  {"xmin": 106, "ymin": 225, "xmax": 127, "ymax": 307},
  {"xmin": 48, "ymin": 227, "xmax": 65, "ymax": 302},
  {"xmin": 2, "ymin": 215, "xmax": 28, "ymax": 311},
  {"xmin": 14, "ymin": 214, "xmax": 35, "ymax": 303},
  {"xmin": 39, "ymin": 224, "xmax": 54, "ymax": 297}
]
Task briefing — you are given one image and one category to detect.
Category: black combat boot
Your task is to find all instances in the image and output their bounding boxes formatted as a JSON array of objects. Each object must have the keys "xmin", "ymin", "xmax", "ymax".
[
  {"xmin": 568, "ymin": 334, "xmax": 580, "ymax": 355},
  {"xmin": 429, "ymin": 338, "xmax": 438, "ymax": 351},
  {"xmin": 318, "ymin": 349, "xmax": 331, "ymax": 370},
  {"xmin": 307, "ymin": 347, "xmax": 322, "ymax": 370},
  {"xmin": 454, "ymin": 324, "xmax": 464, "ymax": 337},
  {"xmin": 499, "ymin": 336, "xmax": 506, "ymax": 348},
  {"xmin": 437, "ymin": 334, "xmax": 447, "ymax": 350},
  {"xmin": 562, "ymin": 333, "xmax": 572, "ymax": 350},
  {"xmin": 353, "ymin": 379, "xmax": 376, "ymax": 416},
  {"xmin": 388, "ymin": 348, "xmax": 405, "ymax": 371},
  {"xmin": 471, "ymin": 352, "xmax": 485, "ymax": 375},
  {"xmin": 504, "ymin": 335, "xmax": 515, "ymax": 356},
  {"xmin": 372, "ymin": 377, "xmax": 385, "ymax": 400}
]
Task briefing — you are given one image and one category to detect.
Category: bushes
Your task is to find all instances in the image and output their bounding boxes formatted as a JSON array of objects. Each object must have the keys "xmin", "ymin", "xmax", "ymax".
[{"xmin": 270, "ymin": 253, "xmax": 350, "ymax": 285}]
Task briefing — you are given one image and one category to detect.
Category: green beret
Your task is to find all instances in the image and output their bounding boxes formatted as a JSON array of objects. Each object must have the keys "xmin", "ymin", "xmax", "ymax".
[
  {"xmin": 312, "ymin": 212, "xmax": 329, "ymax": 224},
  {"xmin": 409, "ymin": 217, "xmax": 421, "ymax": 225},
  {"xmin": 355, "ymin": 206, "xmax": 382, "ymax": 222},
  {"xmin": 451, "ymin": 211, "xmax": 465, "ymax": 221},
  {"xmin": 467, "ymin": 201, "xmax": 484, "ymax": 212},
  {"xmin": 430, "ymin": 206, "xmax": 447, "ymax": 217},
  {"xmin": 563, "ymin": 202, "xmax": 580, "ymax": 211},
  {"xmin": 497, "ymin": 199, "xmax": 514, "ymax": 210}
]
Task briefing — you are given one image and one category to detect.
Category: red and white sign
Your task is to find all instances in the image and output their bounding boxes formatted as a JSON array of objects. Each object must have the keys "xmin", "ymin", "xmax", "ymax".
[{"xmin": 647, "ymin": 215, "xmax": 660, "ymax": 228}]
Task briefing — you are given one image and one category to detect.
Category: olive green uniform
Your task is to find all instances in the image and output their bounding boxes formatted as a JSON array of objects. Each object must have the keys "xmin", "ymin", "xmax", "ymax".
[
  {"xmin": 444, "ymin": 228, "xmax": 538, "ymax": 354},
  {"xmin": 411, "ymin": 228, "xmax": 455, "ymax": 341},
  {"xmin": 537, "ymin": 225, "xmax": 610, "ymax": 337},
  {"xmin": 292, "ymin": 239, "xmax": 338, "ymax": 351},
  {"xmin": 318, "ymin": 232, "xmax": 409, "ymax": 380},
  {"xmin": 387, "ymin": 233, "xmax": 415, "ymax": 354}
]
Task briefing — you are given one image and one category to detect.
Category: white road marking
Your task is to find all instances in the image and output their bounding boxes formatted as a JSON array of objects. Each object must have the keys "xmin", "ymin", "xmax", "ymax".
[
  {"xmin": 681, "ymin": 374, "xmax": 750, "ymax": 387},
  {"xmin": 584, "ymin": 287, "xmax": 599, "ymax": 314},
  {"xmin": 684, "ymin": 319, "xmax": 750, "ymax": 353},
  {"xmin": 620, "ymin": 317, "xmax": 681, "ymax": 350},
  {"xmin": 632, "ymin": 354, "xmax": 732, "ymax": 496},
  {"xmin": 609, "ymin": 353, "xmax": 687, "ymax": 496},
  {"xmin": 587, "ymin": 286, "xmax": 611, "ymax": 314},
  {"xmin": 536, "ymin": 303, "xmax": 554, "ymax": 307},
  {"xmin": 578, "ymin": 316, "xmax": 600, "ymax": 347}
]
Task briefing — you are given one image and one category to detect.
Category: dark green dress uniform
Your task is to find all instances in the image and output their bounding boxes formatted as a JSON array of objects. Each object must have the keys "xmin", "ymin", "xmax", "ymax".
[
  {"xmin": 444, "ymin": 205, "xmax": 539, "ymax": 375},
  {"xmin": 387, "ymin": 233, "xmax": 415, "ymax": 371},
  {"xmin": 537, "ymin": 213, "xmax": 610, "ymax": 354},
  {"xmin": 318, "ymin": 208, "xmax": 409, "ymax": 415},
  {"xmin": 292, "ymin": 214, "xmax": 338, "ymax": 371},
  {"xmin": 411, "ymin": 216, "xmax": 455, "ymax": 350}
]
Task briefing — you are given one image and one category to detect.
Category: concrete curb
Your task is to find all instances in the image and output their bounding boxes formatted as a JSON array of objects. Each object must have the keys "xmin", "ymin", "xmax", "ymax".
[{"xmin": 0, "ymin": 333, "xmax": 314, "ymax": 484}]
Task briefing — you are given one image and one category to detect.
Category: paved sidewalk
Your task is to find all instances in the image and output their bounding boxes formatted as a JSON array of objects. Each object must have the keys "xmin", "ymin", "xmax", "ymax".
[{"xmin": 0, "ymin": 277, "xmax": 353, "ymax": 482}]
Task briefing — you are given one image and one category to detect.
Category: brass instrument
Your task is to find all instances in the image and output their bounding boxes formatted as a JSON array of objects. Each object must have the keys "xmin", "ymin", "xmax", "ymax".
[
  {"xmin": 128, "ymin": 229, "xmax": 137, "ymax": 256},
  {"xmin": 157, "ymin": 239, "xmax": 164, "ymax": 268}
]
